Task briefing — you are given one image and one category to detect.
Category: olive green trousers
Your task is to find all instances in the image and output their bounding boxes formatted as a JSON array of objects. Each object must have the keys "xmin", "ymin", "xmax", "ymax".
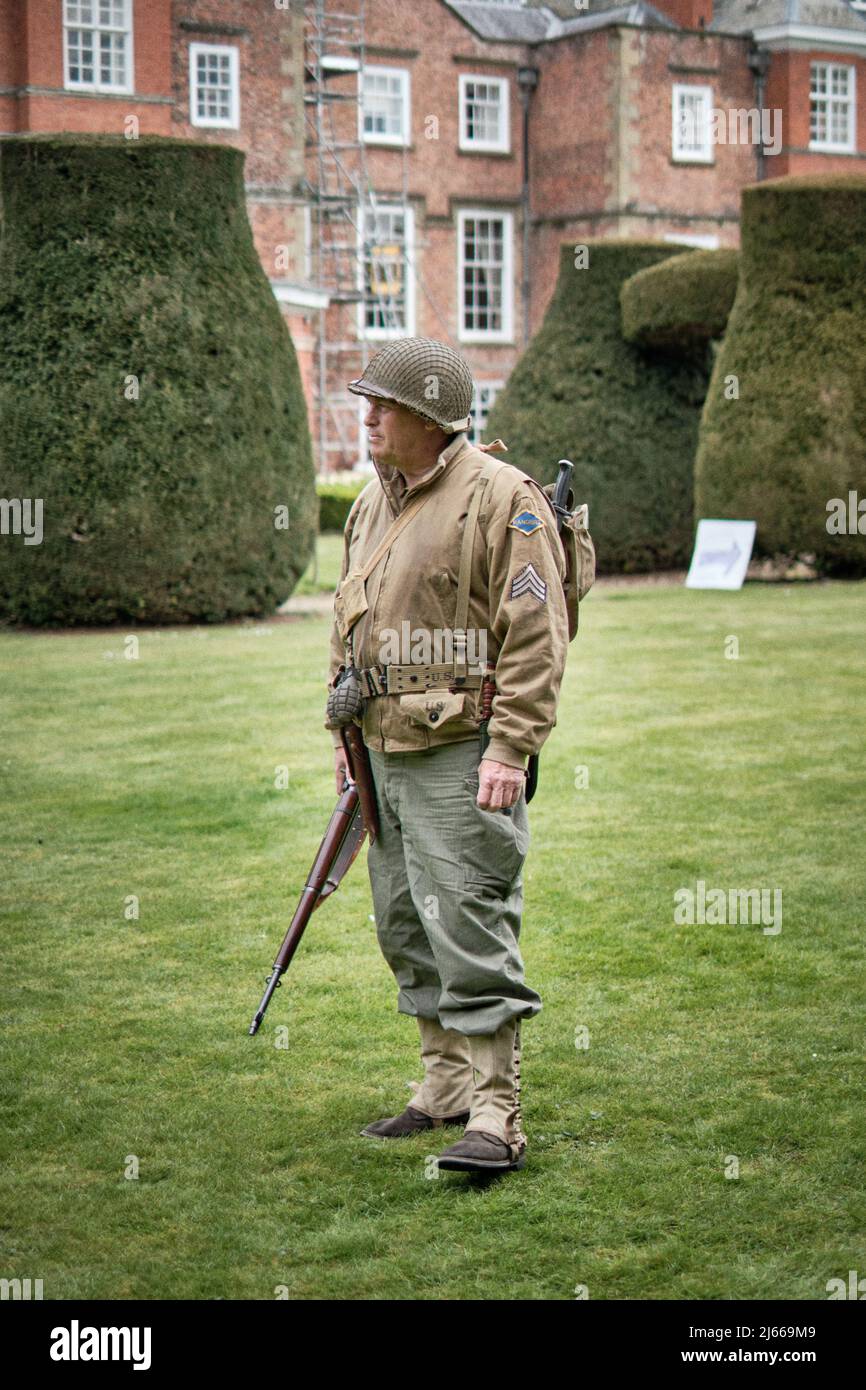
[{"xmin": 366, "ymin": 739, "xmax": 542, "ymax": 1035}]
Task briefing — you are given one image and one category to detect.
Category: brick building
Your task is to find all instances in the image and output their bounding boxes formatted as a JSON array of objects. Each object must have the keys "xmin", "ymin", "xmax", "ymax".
[{"xmin": 2, "ymin": 0, "xmax": 866, "ymax": 470}]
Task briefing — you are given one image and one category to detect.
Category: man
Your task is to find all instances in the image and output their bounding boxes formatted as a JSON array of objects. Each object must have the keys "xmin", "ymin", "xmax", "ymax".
[{"xmin": 326, "ymin": 336, "xmax": 568, "ymax": 1173}]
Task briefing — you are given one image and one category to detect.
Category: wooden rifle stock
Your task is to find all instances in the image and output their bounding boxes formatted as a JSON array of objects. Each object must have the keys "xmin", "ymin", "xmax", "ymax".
[{"xmin": 341, "ymin": 722, "xmax": 379, "ymax": 841}]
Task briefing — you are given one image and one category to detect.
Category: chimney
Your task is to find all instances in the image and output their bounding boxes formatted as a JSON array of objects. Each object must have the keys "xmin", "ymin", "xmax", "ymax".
[{"xmin": 652, "ymin": 1, "xmax": 713, "ymax": 29}]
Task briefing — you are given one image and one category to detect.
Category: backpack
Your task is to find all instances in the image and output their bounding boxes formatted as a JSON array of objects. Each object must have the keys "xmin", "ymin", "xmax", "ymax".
[
  {"xmin": 529, "ymin": 476, "xmax": 595, "ymax": 640},
  {"xmin": 473, "ymin": 444, "xmax": 596, "ymax": 641}
]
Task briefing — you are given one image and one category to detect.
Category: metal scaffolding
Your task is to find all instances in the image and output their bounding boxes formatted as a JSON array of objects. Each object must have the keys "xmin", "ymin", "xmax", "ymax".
[{"xmin": 303, "ymin": 0, "xmax": 411, "ymax": 471}]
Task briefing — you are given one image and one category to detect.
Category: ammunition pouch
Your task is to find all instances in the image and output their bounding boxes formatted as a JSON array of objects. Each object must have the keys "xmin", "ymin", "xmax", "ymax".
[
  {"xmin": 333, "ymin": 571, "xmax": 369, "ymax": 644},
  {"xmin": 399, "ymin": 690, "xmax": 469, "ymax": 730}
]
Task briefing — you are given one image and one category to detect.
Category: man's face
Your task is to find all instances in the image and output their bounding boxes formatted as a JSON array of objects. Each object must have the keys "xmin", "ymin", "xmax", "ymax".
[{"xmin": 363, "ymin": 395, "xmax": 431, "ymax": 469}]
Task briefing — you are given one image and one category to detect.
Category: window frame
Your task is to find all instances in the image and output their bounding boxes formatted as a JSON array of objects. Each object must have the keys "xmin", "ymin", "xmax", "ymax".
[
  {"xmin": 809, "ymin": 62, "xmax": 857, "ymax": 154},
  {"xmin": 458, "ymin": 74, "xmax": 511, "ymax": 154},
  {"xmin": 189, "ymin": 42, "xmax": 240, "ymax": 131},
  {"xmin": 457, "ymin": 208, "xmax": 514, "ymax": 345},
  {"xmin": 469, "ymin": 380, "xmax": 505, "ymax": 445},
  {"xmin": 357, "ymin": 202, "xmax": 416, "ymax": 341},
  {"xmin": 671, "ymin": 83, "xmax": 714, "ymax": 164},
  {"xmin": 63, "ymin": 0, "xmax": 134, "ymax": 95},
  {"xmin": 360, "ymin": 65, "xmax": 411, "ymax": 148}
]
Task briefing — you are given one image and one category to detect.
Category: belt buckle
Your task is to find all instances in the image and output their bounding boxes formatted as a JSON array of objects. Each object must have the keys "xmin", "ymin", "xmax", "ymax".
[{"xmin": 366, "ymin": 665, "xmax": 387, "ymax": 696}]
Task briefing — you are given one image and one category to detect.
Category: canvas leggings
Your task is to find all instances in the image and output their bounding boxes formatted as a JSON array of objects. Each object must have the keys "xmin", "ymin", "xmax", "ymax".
[{"xmin": 366, "ymin": 739, "xmax": 542, "ymax": 1035}]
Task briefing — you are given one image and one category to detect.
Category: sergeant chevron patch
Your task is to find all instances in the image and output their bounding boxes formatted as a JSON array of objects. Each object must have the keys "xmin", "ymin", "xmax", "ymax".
[
  {"xmin": 508, "ymin": 510, "xmax": 543, "ymax": 537},
  {"xmin": 510, "ymin": 563, "xmax": 547, "ymax": 604}
]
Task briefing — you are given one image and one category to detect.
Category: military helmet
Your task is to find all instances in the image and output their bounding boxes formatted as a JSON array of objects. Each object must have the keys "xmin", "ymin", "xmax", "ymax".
[{"xmin": 348, "ymin": 336, "xmax": 474, "ymax": 433}]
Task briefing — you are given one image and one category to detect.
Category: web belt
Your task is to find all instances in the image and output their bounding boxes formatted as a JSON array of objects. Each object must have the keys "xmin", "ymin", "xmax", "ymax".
[{"xmin": 357, "ymin": 664, "xmax": 485, "ymax": 697}]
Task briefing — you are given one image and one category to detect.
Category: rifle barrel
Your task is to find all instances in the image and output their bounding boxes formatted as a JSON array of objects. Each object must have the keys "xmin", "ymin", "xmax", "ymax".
[
  {"xmin": 247, "ymin": 786, "xmax": 360, "ymax": 1035},
  {"xmin": 249, "ymin": 967, "xmax": 284, "ymax": 1036}
]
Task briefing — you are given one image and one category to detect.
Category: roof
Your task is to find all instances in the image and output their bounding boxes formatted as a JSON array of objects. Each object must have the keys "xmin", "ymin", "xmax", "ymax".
[
  {"xmin": 528, "ymin": 0, "xmax": 669, "ymax": 16},
  {"xmin": 552, "ymin": 3, "xmax": 676, "ymax": 35},
  {"xmin": 443, "ymin": 0, "xmax": 676, "ymax": 43},
  {"xmin": 711, "ymin": 0, "xmax": 866, "ymax": 34},
  {"xmin": 444, "ymin": 0, "xmax": 866, "ymax": 44},
  {"xmin": 443, "ymin": 1, "xmax": 557, "ymax": 42}
]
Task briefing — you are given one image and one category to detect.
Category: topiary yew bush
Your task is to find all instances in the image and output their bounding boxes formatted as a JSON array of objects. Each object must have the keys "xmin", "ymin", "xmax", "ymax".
[
  {"xmin": 620, "ymin": 248, "xmax": 739, "ymax": 352},
  {"xmin": 486, "ymin": 241, "xmax": 711, "ymax": 572},
  {"xmin": 695, "ymin": 174, "xmax": 866, "ymax": 574},
  {"xmin": 0, "ymin": 135, "xmax": 317, "ymax": 625}
]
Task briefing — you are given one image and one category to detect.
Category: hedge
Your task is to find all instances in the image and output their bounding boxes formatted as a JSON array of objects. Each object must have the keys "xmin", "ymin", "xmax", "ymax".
[
  {"xmin": 318, "ymin": 478, "xmax": 367, "ymax": 532},
  {"xmin": 0, "ymin": 135, "xmax": 317, "ymax": 625},
  {"xmin": 694, "ymin": 175, "xmax": 866, "ymax": 573},
  {"xmin": 486, "ymin": 241, "xmax": 711, "ymax": 572},
  {"xmin": 620, "ymin": 248, "xmax": 739, "ymax": 351}
]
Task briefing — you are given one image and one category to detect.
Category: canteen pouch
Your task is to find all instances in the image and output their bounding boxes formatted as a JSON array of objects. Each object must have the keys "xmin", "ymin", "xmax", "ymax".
[
  {"xmin": 567, "ymin": 503, "xmax": 596, "ymax": 602},
  {"xmin": 333, "ymin": 570, "xmax": 369, "ymax": 644}
]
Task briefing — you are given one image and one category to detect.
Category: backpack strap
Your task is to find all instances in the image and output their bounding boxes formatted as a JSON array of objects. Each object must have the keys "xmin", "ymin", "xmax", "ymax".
[
  {"xmin": 334, "ymin": 489, "xmax": 436, "ymax": 659},
  {"xmin": 453, "ymin": 458, "xmax": 502, "ymax": 680},
  {"xmin": 355, "ymin": 489, "xmax": 433, "ymax": 583}
]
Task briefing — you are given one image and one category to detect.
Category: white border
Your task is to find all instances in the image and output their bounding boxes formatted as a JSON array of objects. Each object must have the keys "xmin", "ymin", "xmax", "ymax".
[
  {"xmin": 458, "ymin": 73, "xmax": 510, "ymax": 154},
  {"xmin": 63, "ymin": 0, "xmax": 134, "ymax": 95},
  {"xmin": 356, "ymin": 202, "xmax": 416, "ymax": 340},
  {"xmin": 753, "ymin": 24, "xmax": 866, "ymax": 55},
  {"xmin": 457, "ymin": 208, "xmax": 514, "ymax": 344},
  {"xmin": 272, "ymin": 282, "xmax": 330, "ymax": 310},
  {"xmin": 663, "ymin": 232, "xmax": 720, "ymax": 249},
  {"xmin": 189, "ymin": 42, "xmax": 240, "ymax": 130},
  {"xmin": 808, "ymin": 61, "xmax": 857, "ymax": 154},
  {"xmin": 359, "ymin": 65, "xmax": 411, "ymax": 147},
  {"xmin": 470, "ymin": 379, "xmax": 505, "ymax": 442},
  {"xmin": 671, "ymin": 83, "xmax": 714, "ymax": 164}
]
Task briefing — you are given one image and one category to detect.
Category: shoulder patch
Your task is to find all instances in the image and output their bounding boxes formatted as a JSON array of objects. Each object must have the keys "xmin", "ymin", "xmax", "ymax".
[{"xmin": 508, "ymin": 509, "xmax": 544, "ymax": 537}]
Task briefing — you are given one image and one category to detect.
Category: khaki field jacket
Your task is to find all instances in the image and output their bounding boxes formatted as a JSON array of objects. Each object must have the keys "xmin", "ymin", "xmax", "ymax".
[{"xmin": 327, "ymin": 433, "xmax": 568, "ymax": 769}]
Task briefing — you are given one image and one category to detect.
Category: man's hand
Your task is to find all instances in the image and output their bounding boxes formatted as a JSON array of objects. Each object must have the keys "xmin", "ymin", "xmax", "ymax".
[
  {"xmin": 477, "ymin": 757, "xmax": 524, "ymax": 812},
  {"xmin": 334, "ymin": 745, "xmax": 351, "ymax": 794}
]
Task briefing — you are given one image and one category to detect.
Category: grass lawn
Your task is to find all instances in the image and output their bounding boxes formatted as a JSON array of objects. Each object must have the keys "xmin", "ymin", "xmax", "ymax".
[
  {"xmin": 294, "ymin": 532, "xmax": 344, "ymax": 596},
  {"xmin": 1, "ymin": 580, "xmax": 864, "ymax": 1301}
]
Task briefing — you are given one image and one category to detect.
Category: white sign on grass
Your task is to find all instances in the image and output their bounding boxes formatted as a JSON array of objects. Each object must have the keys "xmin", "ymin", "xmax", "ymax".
[{"xmin": 685, "ymin": 519, "xmax": 756, "ymax": 591}]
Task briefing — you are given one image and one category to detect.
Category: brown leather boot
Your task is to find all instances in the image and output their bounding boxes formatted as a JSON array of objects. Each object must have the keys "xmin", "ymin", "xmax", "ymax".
[
  {"xmin": 436, "ymin": 1018, "xmax": 527, "ymax": 1171},
  {"xmin": 435, "ymin": 1128, "xmax": 526, "ymax": 1171},
  {"xmin": 361, "ymin": 1016, "xmax": 474, "ymax": 1139},
  {"xmin": 360, "ymin": 1104, "xmax": 470, "ymax": 1140}
]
